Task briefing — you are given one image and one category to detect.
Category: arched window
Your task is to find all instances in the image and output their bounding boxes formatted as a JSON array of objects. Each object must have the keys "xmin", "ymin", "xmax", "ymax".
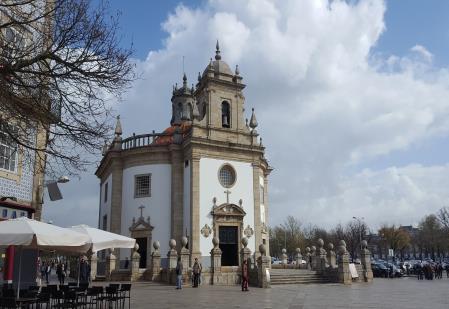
[
  {"xmin": 187, "ymin": 103, "xmax": 193, "ymax": 120},
  {"xmin": 177, "ymin": 102, "xmax": 183, "ymax": 120},
  {"xmin": 221, "ymin": 101, "xmax": 230, "ymax": 128}
]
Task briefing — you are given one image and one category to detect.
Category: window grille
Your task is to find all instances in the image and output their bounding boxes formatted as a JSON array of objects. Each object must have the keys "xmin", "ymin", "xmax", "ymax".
[
  {"xmin": 135, "ymin": 174, "xmax": 151, "ymax": 198},
  {"xmin": 219, "ymin": 165, "xmax": 236, "ymax": 188}
]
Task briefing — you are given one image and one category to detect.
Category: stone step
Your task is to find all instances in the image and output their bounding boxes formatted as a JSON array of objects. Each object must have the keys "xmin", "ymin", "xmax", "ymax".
[{"xmin": 269, "ymin": 269, "xmax": 331, "ymax": 285}]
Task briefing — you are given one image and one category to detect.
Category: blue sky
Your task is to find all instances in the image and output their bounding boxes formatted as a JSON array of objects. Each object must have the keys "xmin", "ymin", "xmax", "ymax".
[
  {"xmin": 108, "ymin": 0, "xmax": 449, "ymax": 66},
  {"xmin": 43, "ymin": 0, "xmax": 449, "ymax": 229}
]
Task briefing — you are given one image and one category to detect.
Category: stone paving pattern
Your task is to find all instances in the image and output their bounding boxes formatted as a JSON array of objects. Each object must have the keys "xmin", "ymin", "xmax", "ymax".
[{"xmin": 129, "ymin": 277, "xmax": 449, "ymax": 309}]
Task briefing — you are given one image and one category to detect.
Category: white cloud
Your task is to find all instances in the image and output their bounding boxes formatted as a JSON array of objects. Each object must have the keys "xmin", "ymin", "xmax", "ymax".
[{"xmin": 44, "ymin": 0, "xmax": 449, "ymax": 231}]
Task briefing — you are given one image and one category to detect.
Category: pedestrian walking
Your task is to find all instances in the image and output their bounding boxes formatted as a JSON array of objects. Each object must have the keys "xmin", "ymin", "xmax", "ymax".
[
  {"xmin": 241, "ymin": 259, "xmax": 249, "ymax": 292},
  {"xmin": 176, "ymin": 257, "xmax": 183, "ymax": 289},
  {"xmin": 192, "ymin": 258, "xmax": 201, "ymax": 288},
  {"xmin": 79, "ymin": 257, "xmax": 91, "ymax": 284},
  {"xmin": 56, "ymin": 261, "xmax": 66, "ymax": 285},
  {"xmin": 45, "ymin": 262, "xmax": 51, "ymax": 284}
]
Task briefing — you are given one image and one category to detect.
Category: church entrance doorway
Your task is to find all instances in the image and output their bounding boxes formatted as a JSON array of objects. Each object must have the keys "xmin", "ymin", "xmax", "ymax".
[
  {"xmin": 219, "ymin": 226, "xmax": 238, "ymax": 266},
  {"xmin": 136, "ymin": 237, "xmax": 147, "ymax": 268}
]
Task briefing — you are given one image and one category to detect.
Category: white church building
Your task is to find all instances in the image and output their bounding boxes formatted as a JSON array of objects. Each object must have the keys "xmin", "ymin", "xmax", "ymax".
[{"xmin": 96, "ymin": 43, "xmax": 272, "ymax": 269}]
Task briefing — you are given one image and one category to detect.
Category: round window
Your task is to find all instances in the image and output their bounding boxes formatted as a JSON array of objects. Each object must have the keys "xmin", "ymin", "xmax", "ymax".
[{"xmin": 218, "ymin": 164, "xmax": 236, "ymax": 188}]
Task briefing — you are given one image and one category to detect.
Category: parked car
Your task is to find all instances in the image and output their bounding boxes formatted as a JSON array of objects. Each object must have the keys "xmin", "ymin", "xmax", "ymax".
[
  {"xmin": 383, "ymin": 262, "xmax": 403, "ymax": 278},
  {"xmin": 371, "ymin": 263, "xmax": 388, "ymax": 278}
]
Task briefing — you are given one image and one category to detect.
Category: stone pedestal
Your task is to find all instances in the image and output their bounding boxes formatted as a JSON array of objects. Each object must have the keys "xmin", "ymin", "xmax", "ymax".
[
  {"xmin": 337, "ymin": 240, "xmax": 351, "ymax": 285},
  {"xmin": 257, "ymin": 244, "xmax": 271, "ymax": 288},
  {"xmin": 88, "ymin": 253, "xmax": 97, "ymax": 281},
  {"xmin": 105, "ymin": 249, "xmax": 116, "ymax": 281},
  {"xmin": 210, "ymin": 237, "xmax": 222, "ymax": 285},
  {"xmin": 131, "ymin": 244, "xmax": 141, "ymax": 281},
  {"xmin": 327, "ymin": 243, "xmax": 336, "ymax": 269},
  {"xmin": 240, "ymin": 237, "xmax": 252, "ymax": 266},
  {"xmin": 150, "ymin": 241, "xmax": 161, "ymax": 281},
  {"xmin": 360, "ymin": 240, "xmax": 373, "ymax": 282}
]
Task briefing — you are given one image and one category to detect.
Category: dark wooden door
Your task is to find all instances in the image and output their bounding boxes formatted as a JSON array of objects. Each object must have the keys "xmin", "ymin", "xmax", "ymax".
[
  {"xmin": 219, "ymin": 226, "xmax": 238, "ymax": 266},
  {"xmin": 136, "ymin": 237, "xmax": 147, "ymax": 268}
]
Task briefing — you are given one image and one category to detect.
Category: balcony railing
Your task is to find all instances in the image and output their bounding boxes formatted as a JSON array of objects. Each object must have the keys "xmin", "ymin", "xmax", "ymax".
[{"xmin": 121, "ymin": 132, "xmax": 171, "ymax": 150}]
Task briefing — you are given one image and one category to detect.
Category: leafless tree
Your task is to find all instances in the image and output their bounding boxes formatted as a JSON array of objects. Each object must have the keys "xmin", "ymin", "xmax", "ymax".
[{"xmin": 0, "ymin": 0, "xmax": 134, "ymax": 176}]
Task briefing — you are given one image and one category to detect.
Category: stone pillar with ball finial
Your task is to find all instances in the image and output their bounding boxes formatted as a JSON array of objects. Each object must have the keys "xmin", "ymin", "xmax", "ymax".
[
  {"xmin": 295, "ymin": 248, "xmax": 302, "ymax": 269},
  {"xmin": 337, "ymin": 240, "xmax": 351, "ymax": 285},
  {"xmin": 167, "ymin": 239, "xmax": 178, "ymax": 284},
  {"xmin": 105, "ymin": 248, "xmax": 116, "ymax": 281},
  {"xmin": 327, "ymin": 243, "xmax": 337, "ymax": 269},
  {"xmin": 310, "ymin": 245, "xmax": 317, "ymax": 270},
  {"xmin": 210, "ymin": 236, "xmax": 222, "ymax": 285},
  {"xmin": 131, "ymin": 243, "xmax": 141, "ymax": 281},
  {"xmin": 87, "ymin": 249, "xmax": 97, "ymax": 281},
  {"xmin": 281, "ymin": 248, "xmax": 288, "ymax": 266},
  {"xmin": 180, "ymin": 236, "xmax": 190, "ymax": 275},
  {"xmin": 150, "ymin": 241, "xmax": 161, "ymax": 281},
  {"xmin": 240, "ymin": 237, "xmax": 252, "ymax": 267},
  {"xmin": 317, "ymin": 238, "xmax": 327, "ymax": 274},
  {"xmin": 256, "ymin": 244, "xmax": 271, "ymax": 288},
  {"xmin": 305, "ymin": 247, "xmax": 311, "ymax": 269},
  {"xmin": 360, "ymin": 240, "xmax": 373, "ymax": 282}
]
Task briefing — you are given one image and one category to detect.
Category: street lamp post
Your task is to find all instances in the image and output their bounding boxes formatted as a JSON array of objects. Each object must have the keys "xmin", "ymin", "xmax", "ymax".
[{"xmin": 45, "ymin": 176, "xmax": 70, "ymax": 201}]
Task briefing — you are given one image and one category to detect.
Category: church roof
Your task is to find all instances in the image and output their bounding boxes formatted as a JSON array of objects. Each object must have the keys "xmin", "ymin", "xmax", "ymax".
[
  {"xmin": 152, "ymin": 122, "xmax": 191, "ymax": 145},
  {"xmin": 202, "ymin": 40, "xmax": 233, "ymax": 76}
]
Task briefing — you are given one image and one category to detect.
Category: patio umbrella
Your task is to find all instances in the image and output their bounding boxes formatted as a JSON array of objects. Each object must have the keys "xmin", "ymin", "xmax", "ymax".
[
  {"xmin": 0, "ymin": 217, "xmax": 90, "ymax": 298},
  {"xmin": 70, "ymin": 225, "xmax": 136, "ymax": 285},
  {"xmin": 70, "ymin": 224, "xmax": 136, "ymax": 252}
]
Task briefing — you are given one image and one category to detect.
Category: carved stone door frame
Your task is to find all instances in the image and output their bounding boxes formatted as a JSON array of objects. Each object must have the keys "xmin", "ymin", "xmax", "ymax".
[
  {"xmin": 211, "ymin": 203, "xmax": 246, "ymax": 267},
  {"xmin": 129, "ymin": 215, "xmax": 154, "ymax": 269}
]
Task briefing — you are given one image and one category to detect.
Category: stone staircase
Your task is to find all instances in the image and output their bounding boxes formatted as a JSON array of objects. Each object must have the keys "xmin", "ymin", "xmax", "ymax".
[{"xmin": 270, "ymin": 268, "xmax": 331, "ymax": 285}]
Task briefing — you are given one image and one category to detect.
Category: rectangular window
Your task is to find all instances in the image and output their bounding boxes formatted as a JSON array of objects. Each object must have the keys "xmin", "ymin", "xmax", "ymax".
[
  {"xmin": 1, "ymin": 209, "xmax": 7, "ymax": 218},
  {"xmin": 20, "ymin": 211, "xmax": 25, "ymax": 217},
  {"xmin": 104, "ymin": 182, "xmax": 108, "ymax": 203},
  {"xmin": 260, "ymin": 185, "xmax": 265, "ymax": 204},
  {"xmin": 11, "ymin": 211, "xmax": 17, "ymax": 219},
  {"xmin": 0, "ymin": 123, "xmax": 18, "ymax": 172},
  {"xmin": 134, "ymin": 174, "xmax": 151, "ymax": 198},
  {"xmin": 102, "ymin": 215, "xmax": 107, "ymax": 230}
]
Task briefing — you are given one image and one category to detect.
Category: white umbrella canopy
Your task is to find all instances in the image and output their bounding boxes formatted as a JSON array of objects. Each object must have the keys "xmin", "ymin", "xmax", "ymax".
[
  {"xmin": 70, "ymin": 224, "xmax": 136, "ymax": 252},
  {"xmin": 0, "ymin": 217, "xmax": 90, "ymax": 251}
]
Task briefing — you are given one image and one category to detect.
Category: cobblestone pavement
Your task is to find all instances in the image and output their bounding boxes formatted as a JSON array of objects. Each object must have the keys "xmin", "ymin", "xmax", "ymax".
[{"xmin": 129, "ymin": 277, "xmax": 449, "ymax": 309}]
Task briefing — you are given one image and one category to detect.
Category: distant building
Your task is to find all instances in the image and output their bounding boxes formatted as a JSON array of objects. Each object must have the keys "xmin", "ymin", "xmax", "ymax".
[{"xmin": 96, "ymin": 42, "xmax": 272, "ymax": 271}]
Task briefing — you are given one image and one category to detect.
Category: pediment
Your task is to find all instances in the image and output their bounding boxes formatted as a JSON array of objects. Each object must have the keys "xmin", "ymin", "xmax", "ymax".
[
  {"xmin": 129, "ymin": 216, "xmax": 154, "ymax": 232},
  {"xmin": 211, "ymin": 203, "xmax": 246, "ymax": 217}
]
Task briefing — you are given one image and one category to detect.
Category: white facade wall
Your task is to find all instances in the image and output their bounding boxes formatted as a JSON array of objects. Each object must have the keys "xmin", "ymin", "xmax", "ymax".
[
  {"xmin": 183, "ymin": 161, "xmax": 191, "ymax": 238},
  {"xmin": 120, "ymin": 164, "xmax": 171, "ymax": 260},
  {"xmin": 199, "ymin": 158, "xmax": 255, "ymax": 257},
  {"xmin": 98, "ymin": 173, "xmax": 112, "ymax": 230}
]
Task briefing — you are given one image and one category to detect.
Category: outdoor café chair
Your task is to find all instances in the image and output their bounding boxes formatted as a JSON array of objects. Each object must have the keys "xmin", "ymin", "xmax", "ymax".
[{"xmin": 117, "ymin": 284, "xmax": 131, "ymax": 309}]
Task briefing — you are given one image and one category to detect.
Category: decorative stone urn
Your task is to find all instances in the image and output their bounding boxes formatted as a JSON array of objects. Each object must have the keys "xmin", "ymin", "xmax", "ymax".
[{"xmin": 281, "ymin": 248, "xmax": 288, "ymax": 265}]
